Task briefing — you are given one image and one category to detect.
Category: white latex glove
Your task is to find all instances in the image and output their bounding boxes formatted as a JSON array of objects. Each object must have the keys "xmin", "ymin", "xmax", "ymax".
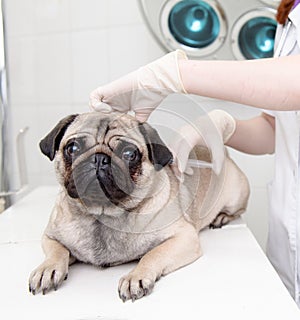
[
  {"xmin": 170, "ymin": 110, "xmax": 236, "ymax": 177},
  {"xmin": 89, "ymin": 50, "xmax": 188, "ymax": 122}
]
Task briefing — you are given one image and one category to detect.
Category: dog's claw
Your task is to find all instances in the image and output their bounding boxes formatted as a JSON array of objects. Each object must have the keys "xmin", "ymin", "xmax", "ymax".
[
  {"xmin": 118, "ymin": 273, "xmax": 155, "ymax": 302},
  {"xmin": 29, "ymin": 260, "xmax": 69, "ymax": 296},
  {"xmin": 143, "ymin": 287, "xmax": 149, "ymax": 296}
]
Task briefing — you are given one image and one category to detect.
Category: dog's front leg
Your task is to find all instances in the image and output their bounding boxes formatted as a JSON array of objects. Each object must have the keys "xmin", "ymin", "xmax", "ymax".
[
  {"xmin": 29, "ymin": 234, "xmax": 72, "ymax": 295},
  {"xmin": 118, "ymin": 224, "xmax": 201, "ymax": 302}
]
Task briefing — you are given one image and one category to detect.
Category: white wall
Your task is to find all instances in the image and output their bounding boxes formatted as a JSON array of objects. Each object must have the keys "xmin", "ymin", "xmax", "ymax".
[{"xmin": 3, "ymin": 0, "xmax": 274, "ymax": 251}]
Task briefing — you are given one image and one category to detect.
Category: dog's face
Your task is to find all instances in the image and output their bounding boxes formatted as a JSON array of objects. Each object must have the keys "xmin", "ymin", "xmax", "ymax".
[{"xmin": 39, "ymin": 112, "xmax": 173, "ymax": 211}]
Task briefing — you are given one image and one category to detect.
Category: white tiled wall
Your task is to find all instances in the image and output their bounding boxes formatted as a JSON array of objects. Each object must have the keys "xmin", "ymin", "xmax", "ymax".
[{"xmin": 3, "ymin": 0, "xmax": 274, "ymax": 250}]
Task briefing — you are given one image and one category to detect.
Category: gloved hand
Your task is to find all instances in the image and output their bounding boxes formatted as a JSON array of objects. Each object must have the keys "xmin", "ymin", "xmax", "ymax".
[
  {"xmin": 89, "ymin": 50, "xmax": 188, "ymax": 122},
  {"xmin": 170, "ymin": 110, "xmax": 236, "ymax": 177}
]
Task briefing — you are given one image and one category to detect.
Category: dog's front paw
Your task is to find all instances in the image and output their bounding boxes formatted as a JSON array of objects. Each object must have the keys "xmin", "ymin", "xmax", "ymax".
[
  {"xmin": 118, "ymin": 271, "xmax": 157, "ymax": 302},
  {"xmin": 29, "ymin": 259, "xmax": 69, "ymax": 295}
]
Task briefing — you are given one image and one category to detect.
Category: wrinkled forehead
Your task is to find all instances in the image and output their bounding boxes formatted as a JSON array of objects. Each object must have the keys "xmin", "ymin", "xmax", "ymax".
[{"xmin": 63, "ymin": 112, "xmax": 143, "ymax": 142}]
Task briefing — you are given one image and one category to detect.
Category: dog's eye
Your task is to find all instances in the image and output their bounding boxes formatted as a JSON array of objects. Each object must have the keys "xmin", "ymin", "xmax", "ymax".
[
  {"xmin": 122, "ymin": 147, "xmax": 138, "ymax": 162},
  {"xmin": 66, "ymin": 141, "xmax": 81, "ymax": 156}
]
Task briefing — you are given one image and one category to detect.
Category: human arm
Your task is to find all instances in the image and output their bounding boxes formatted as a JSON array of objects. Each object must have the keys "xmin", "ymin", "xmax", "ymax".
[
  {"xmin": 90, "ymin": 51, "xmax": 300, "ymax": 119},
  {"xmin": 180, "ymin": 55, "xmax": 300, "ymax": 112},
  {"xmin": 226, "ymin": 112, "xmax": 275, "ymax": 155}
]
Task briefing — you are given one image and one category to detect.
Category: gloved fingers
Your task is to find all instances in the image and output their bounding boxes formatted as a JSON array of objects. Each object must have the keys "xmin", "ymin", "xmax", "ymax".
[
  {"xmin": 89, "ymin": 87, "xmax": 108, "ymax": 111},
  {"xmin": 89, "ymin": 88, "xmax": 132, "ymax": 114},
  {"xmin": 171, "ymin": 122, "xmax": 204, "ymax": 168},
  {"xmin": 170, "ymin": 164, "xmax": 185, "ymax": 182},
  {"xmin": 170, "ymin": 157, "xmax": 194, "ymax": 182},
  {"xmin": 90, "ymin": 101, "xmax": 113, "ymax": 113},
  {"xmin": 169, "ymin": 135, "xmax": 194, "ymax": 174},
  {"xmin": 89, "ymin": 71, "xmax": 136, "ymax": 112},
  {"xmin": 207, "ymin": 110, "xmax": 236, "ymax": 143},
  {"xmin": 135, "ymin": 112, "xmax": 149, "ymax": 123},
  {"xmin": 134, "ymin": 105, "xmax": 157, "ymax": 122},
  {"xmin": 184, "ymin": 166, "xmax": 194, "ymax": 175}
]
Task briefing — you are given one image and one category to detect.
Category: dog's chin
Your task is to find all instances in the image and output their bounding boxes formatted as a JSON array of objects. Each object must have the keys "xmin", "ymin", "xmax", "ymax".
[
  {"xmin": 66, "ymin": 178, "xmax": 126, "ymax": 207},
  {"xmin": 76, "ymin": 182, "xmax": 114, "ymax": 208}
]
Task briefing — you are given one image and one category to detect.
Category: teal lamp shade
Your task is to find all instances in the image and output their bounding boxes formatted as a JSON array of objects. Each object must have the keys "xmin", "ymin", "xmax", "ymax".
[
  {"xmin": 168, "ymin": 0, "xmax": 220, "ymax": 48},
  {"xmin": 238, "ymin": 17, "xmax": 277, "ymax": 59}
]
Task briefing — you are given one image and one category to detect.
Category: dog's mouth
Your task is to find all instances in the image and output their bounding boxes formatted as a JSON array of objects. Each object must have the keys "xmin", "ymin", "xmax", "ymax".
[{"xmin": 65, "ymin": 153, "xmax": 137, "ymax": 207}]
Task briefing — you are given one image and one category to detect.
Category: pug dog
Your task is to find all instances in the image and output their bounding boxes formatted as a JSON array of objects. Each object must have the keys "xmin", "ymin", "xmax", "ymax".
[{"xmin": 29, "ymin": 111, "xmax": 249, "ymax": 302}]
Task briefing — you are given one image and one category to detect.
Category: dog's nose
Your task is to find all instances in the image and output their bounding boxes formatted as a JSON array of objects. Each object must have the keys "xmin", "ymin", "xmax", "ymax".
[{"xmin": 95, "ymin": 153, "xmax": 111, "ymax": 169}]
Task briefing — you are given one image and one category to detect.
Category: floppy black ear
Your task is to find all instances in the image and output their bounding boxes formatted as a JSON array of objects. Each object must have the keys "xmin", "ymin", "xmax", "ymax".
[
  {"xmin": 39, "ymin": 114, "xmax": 78, "ymax": 161},
  {"xmin": 138, "ymin": 122, "xmax": 173, "ymax": 171}
]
